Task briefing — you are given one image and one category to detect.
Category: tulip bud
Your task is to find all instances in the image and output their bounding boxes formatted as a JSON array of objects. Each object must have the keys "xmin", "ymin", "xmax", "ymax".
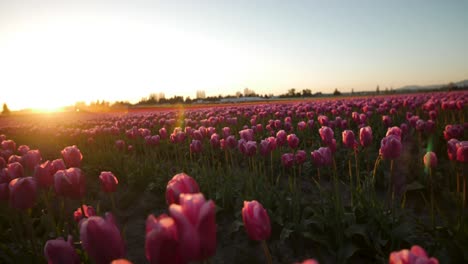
[
  {"xmin": 379, "ymin": 135, "xmax": 402, "ymax": 160},
  {"xmin": 74, "ymin": 204, "xmax": 97, "ymax": 223},
  {"xmin": 166, "ymin": 173, "xmax": 200, "ymax": 205},
  {"xmin": 389, "ymin": 245, "xmax": 438, "ymax": 264},
  {"xmin": 242, "ymin": 200, "xmax": 271, "ymax": 241},
  {"xmin": 287, "ymin": 134, "xmax": 300, "ymax": 149},
  {"xmin": 423, "ymin": 152, "xmax": 438, "ymax": 168},
  {"xmin": 54, "ymin": 168, "xmax": 86, "ymax": 200},
  {"xmin": 61, "ymin": 145, "xmax": 83, "ymax": 168},
  {"xmin": 99, "ymin": 171, "xmax": 119, "ymax": 193},
  {"xmin": 145, "ymin": 214, "xmax": 183, "ymax": 264},
  {"xmin": 80, "ymin": 213, "xmax": 126, "ymax": 264},
  {"xmin": 359, "ymin": 126, "xmax": 373, "ymax": 148},
  {"xmin": 9, "ymin": 177, "xmax": 38, "ymax": 210},
  {"xmin": 44, "ymin": 235, "xmax": 80, "ymax": 264}
]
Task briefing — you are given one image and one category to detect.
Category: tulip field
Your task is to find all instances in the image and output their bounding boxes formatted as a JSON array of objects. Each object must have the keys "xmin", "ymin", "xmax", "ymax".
[{"xmin": 0, "ymin": 92, "xmax": 467, "ymax": 264}]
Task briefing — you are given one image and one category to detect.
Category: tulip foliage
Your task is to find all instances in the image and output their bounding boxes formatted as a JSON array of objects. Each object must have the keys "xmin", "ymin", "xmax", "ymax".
[{"xmin": 0, "ymin": 91, "xmax": 466, "ymax": 263}]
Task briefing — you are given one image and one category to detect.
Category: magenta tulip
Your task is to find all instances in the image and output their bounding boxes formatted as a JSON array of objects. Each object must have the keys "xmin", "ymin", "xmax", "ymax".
[
  {"xmin": 54, "ymin": 168, "xmax": 86, "ymax": 200},
  {"xmin": 295, "ymin": 150, "xmax": 307, "ymax": 165},
  {"xmin": 99, "ymin": 171, "xmax": 119, "ymax": 193},
  {"xmin": 311, "ymin": 147, "xmax": 332, "ymax": 167},
  {"xmin": 456, "ymin": 141, "xmax": 468, "ymax": 163},
  {"xmin": 80, "ymin": 213, "xmax": 126, "ymax": 264},
  {"xmin": 9, "ymin": 177, "xmax": 38, "ymax": 210},
  {"xmin": 6, "ymin": 162, "xmax": 24, "ymax": 179},
  {"xmin": 190, "ymin": 140, "xmax": 203, "ymax": 154},
  {"xmin": 22, "ymin": 149, "xmax": 42, "ymax": 171},
  {"xmin": 359, "ymin": 126, "xmax": 373, "ymax": 148},
  {"xmin": 379, "ymin": 135, "xmax": 402, "ymax": 160},
  {"xmin": 51, "ymin": 159, "xmax": 66, "ymax": 174},
  {"xmin": 295, "ymin": 259, "xmax": 319, "ymax": 264},
  {"xmin": 166, "ymin": 173, "xmax": 200, "ymax": 205},
  {"xmin": 145, "ymin": 214, "xmax": 183, "ymax": 264},
  {"xmin": 34, "ymin": 160, "xmax": 55, "ymax": 188},
  {"xmin": 319, "ymin": 126, "xmax": 334, "ymax": 146},
  {"xmin": 17, "ymin": 145, "xmax": 30, "ymax": 155},
  {"xmin": 342, "ymin": 130, "xmax": 357, "ymax": 149},
  {"xmin": 287, "ymin": 134, "xmax": 300, "ymax": 149},
  {"xmin": 61, "ymin": 145, "xmax": 83, "ymax": 168},
  {"xmin": 242, "ymin": 200, "xmax": 271, "ymax": 241},
  {"xmin": 44, "ymin": 235, "xmax": 80, "ymax": 264},
  {"xmin": 169, "ymin": 193, "xmax": 216, "ymax": 262},
  {"xmin": 447, "ymin": 139, "xmax": 459, "ymax": 161},
  {"xmin": 386, "ymin": 126, "xmax": 402, "ymax": 140},
  {"xmin": 1, "ymin": 139, "xmax": 16, "ymax": 152},
  {"xmin": 276, "ymin": 130, "xmax": 287, "ymax": 146},
  {"xmin": 281, "ymin": 153, "xmax": 295, "ymax": 168}
]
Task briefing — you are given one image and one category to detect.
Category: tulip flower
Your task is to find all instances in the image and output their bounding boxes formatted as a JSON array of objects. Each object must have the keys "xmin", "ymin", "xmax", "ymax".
[
  {"xmin": 111, "ymin": 260, "xmax": 133, "ymax": 264},
  {"xmin": 447, "ymin": 139, "xmax": 459, "ymax": 161},
  {"xmin": 1, "ymin": 139, "xmax": 16, "ymax": 152},
  {"xmin": 242, "ymin": 200, "xmax": 271, "ymax": 241},
  {"xmin": 99, "ymin": 171, "xmax": 119, "ymax": 193},
  {"xmin": 287, "ymin": 134, "xmax": 300, "ymax": 149},
  {"xmin": 54, "ymin": 168, "xmax": 86, "ymax": 200},
  {"xmin": 342, "ymin": 130, "xmax": 357, "ymax": 149},
  {"xmin": 276, "ymin": 130, "xmax": 287, "ymax": 146},
  {"xmin": 22, "ymin": 149, "xmax": 42, "ymax": 171},
  {"xmin": 359, "ymin": 126, "xmax": 373, "ymax": 148},
  {"xmin": 61, "ymin": 145, "xmax": 83, "ymax": 168},
  {"xmin": 80, "ymin": 213, "xmax": 126, "ymax": 264},
  {"xmin": 34, "ymin": 160, "xmax": 55, "ymax": 188},
  {"xmin": 295, "ymin": 150, "xmax": 307, "ymax": 165},
  {"xmin": 386, "ymin": 126, "xmax": 402, "ymax": 140},
  {"xmin": 294, "ymin": 259, "xmax": 319, "ymax": 264},
  {"xmin": 169, "ymin": 193, "xmax": 216, "ymax": 262},
  {"xmin": 456, "ymin": 141, "xmax": 468, "ymax": 163},
  {"xmin": 281, "ymin": 153, "xmax": 295, "ymax": 168},
  {"xmin": 74, "ymin": 204, "xmax": 97, "ymax": 223},
  {"xmin": 389, "ymin": 245, "xmax": 439, "ymax": 264},
  {"xmin": 51, "ymin": 159, "xmax": 66, "ymax": 174},
  {"xmin": 423, "ymin": 152, "xmax": 438, "ymax": 169},
  {"xmin": 44, "ymin": 235, "xmax": 80, "ymax": 264},
  {"xmin": 17, "ymin": 145, "xmax": 30, "ymax": 155},
  {"xmin": 145, "ymin": 214, "xmax": 183, "ymax": 264},
  {"xmin": 9, "ymin": 177, "xmax": 38, "ymax": 210},
  {"xmin": 319, "ymin": 126, "xmax": 334, "ymax": 146},
  {"xmin": 379, "ymin": 135, "xmax": 402, "ymax": 160},
  {"xmin": 6, "ymin": 162, "xmax": 24, "ymax": 179},
  {"xmin": 190, "ymin": 140, "xmax": 203, "ymax": 154},
  {"xmin": 166, "ymin": 173, "xmax": 200, "ymax": 205}
]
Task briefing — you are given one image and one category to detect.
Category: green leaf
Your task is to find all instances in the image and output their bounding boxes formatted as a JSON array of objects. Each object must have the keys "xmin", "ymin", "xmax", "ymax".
[{"xmin": 280, "ymin": 227, "xmax": 294, "ymax": 241}]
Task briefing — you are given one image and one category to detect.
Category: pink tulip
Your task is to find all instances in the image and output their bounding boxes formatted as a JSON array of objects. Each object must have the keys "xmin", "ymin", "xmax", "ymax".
[
  {"xmin": 359, "ymin": 126, "xmax": 373, "ymax": 148},
  {"xmin": 169, "ymin": 193, "xmax": 216, "ymax": 262},
  {"xmin": 225, "ymin": 135, "xmax": 237, "ymax": 149},
  {"xmin": 44, "ymin": 235, "xmax": 80, "ymax": 264},
  {"xmin": 54, "ymin": 168, "xmax": 86, "ymax": 200},
  {"xmin": 389, "ymin": 245, "xmax": 438, "ymax": 264},
  {"xmin": 276, "ymin": 130, "xmax": 287, "ymax": 146},
  {"xmin": 297, "ymin": 121, "xmax": 307, "ymax": 131},
  {"xmin": 386, "ymin": 126, "xmax": 402, "ymax": 140},
  {"xmin": 190, "ymin": 140, "xmax": 203, "ymax": 154},
  {"xmin": 281, "ymin": 153, "xmax": 295, "ymax": 168},
  {"xmin": 1, "ymin": 139, "xmax": 16, "ymax": 152},
  {"xmin": 447, "ymin": 139, "xmax": 459, "ymax": 161},
  {"xmin": 259, "ymin": 139, "xmax": 271, "ymax": 156},
  {"xmin": 8, "ymin": 154, "xmax": 22, "ymax": 164},
  {"xmin": 319, "ymin": 126, "xmax": 334, "ymax": 146},
  {"xmin": 382, "ymin": 115, "xmax": 392, "ymax": 127},
  {"xmin": 295, "ymin": 150, "xmax": 307, "ymax": 165},
  {"xmin": 443, "ymin": 124, "xmax": 464, "ymax": 140},
  {"xmin": 22, "ymin": 149, "xmax": 42, "ymax": 171},
  {"xmin": 115, "ymin": 140, "xmax": 126, "ymax": 151},
  {"xmin": 423, "ymin": 152, "xmax": 438, "ymax": 168},
  {"xmin": 17, "ymin": 145, "xmax": 30, "ymax": 155},
  {"xmin": 244, "ymin": 141, "xmax": 257, "ymax": 157},
  {"xmin": 311, "ymin": 147, "xmax": 332, "ymax": 167},
  {"xmin": 51, "ymin": 159, "xmax": 66, "ymax": 174},
  {"xmin": 99, "ymin": 171, "xmax": 119, "ymax": 193},
  {"xmin": 239, "ymin": 129, "xmax": 254, "ymax": 141},
  {"xmin": 111, "ymin": 259, "xmax": 133, "ymax": 264},
  {"xmin": 159, "ymin": 127, "xmax": 168, "ymax": 139},
  {"xmin": 342, "ymin": 130, "xmax": 357, "ymax": 149},
  {"xmin": 34, "ymin": 160, "xmax": 55, "ymax": 188},
  {"xmin": 287, "ymin": 134, "xmax": 300, "ymax": 149},
  {"xmin": 9, "ymin": 177, "xmax": 38, "ymax": 210},
  {"xmin": 61, "ymin": 145, "xmax": 83, "ymax": 168},
  {"xmin": 210, "ymin": 133, "xmax": 220, "ymax": 149},
  {"xmin": 242, "ymin": 200, "xmax": 271, "ymax": 241},
  {"xmin": 74, "ymin": 204, "xmax": 97, "ymax": 223},
  {"xmin": 80, "ymin": 213, "xmax": 126, "ymax": 264},
  {"xmin": 317, "ymin": 115, "xmax": 329, "ymax": 126},
  {"xmin": 6, "ymin": 162, "xmax": 24, "ymax": 179},
  {"xmin": 456, "ymin": 141, "xmax": 468, "ymax": 163},
  {"xmin": 379, "ymin": 135, "xmax": 402, "ymax": 160},
  {"xmin": 166, "ymin": 173, "xmax": 200, "ymax": 205},
  {"xmin": 145, "ymin": 214, "xmax": 183, "ymax": 264}
]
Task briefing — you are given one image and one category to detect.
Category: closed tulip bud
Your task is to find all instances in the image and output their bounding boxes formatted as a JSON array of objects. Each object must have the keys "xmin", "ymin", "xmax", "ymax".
[
  {"xmin": 1, "ymin": 139, "xmax": 16, "ymax": 152},
  {"xmin": 190, "ymin": 140, "xmax": 203, "ymax": 154},
  {"xmin": 44, "ymin": 235, "xmax": 80, "ymax": 264},
  {"xmin": 276, "ymin": 130, "xmax": 287, "ymax": 146},
  {"xmin": 244, "ymin": 141, "xmax": 257, "ymax": 157},
  {"xmin": 54, "ymin": 168, "xmax": 86, "ymax": 200},
  {"xmin": 166, "ymin": 173, "xmax": 200, "ymax": 205},
  {"xmin": 111, "ymin": 259, "xmax": 133, "ymax": 264},
  {"xmin": 287, "ymin": 134, "xmax": 300, "ymax": 149},
  {"xmin": 319, "ymin": 126, "xmax": 334, "ymax": 146},
  {"xmin": 317, "ymin": 115, "xmax": 329, "ymax": 126},
  {"xmin": 169, "ymin": 193, "xmax": 216, "ymax": 262},
  {"xmin": 22, "ymin": 149, "xmax": 42, "ymax": 171},
  {"xmin": 17, "ymin": 145, "xmax": 30, "ymax": 155},
  {"xmin": 456, "ymin": 141, "xmax": 468, "ymax": 163},
  {"xmin": 226, "ymin": 135, "xmax": 237, "ymax": 149},
  {"xmin": 80, "ymin": 213, "xmax": 126, "ymax": 264},
  {"xmin": 379, "ymin": 135, "xmax": 402, "ymax": 160},
  {"xmin": 386, "ymin": 126, "xmax": 402, "ymax": 140},
  {"xmin": 9, "ymin": 177, "xmax": 38, "ymax": 210},
  {"xmin": 447, "ymin": 139, "xmax": 459, "ymax": 161},
  {"xmin": 281, "ymin": 153, "xmax": 295, "ymax": 168},
  {"xmin": 210, "ymin": 133, "xmax": 220, "ymax": 149},
  {"xmin": 6, "ymin": 162, "xmax": 24, "ymax": 179},
  {"xmin": 389, "ymin": 245, "xmax": 438, "ymax": 264},
  {"xmin": 297, "ymin": 121, "xmax": 306, "ymax": 131},
  {"xmin": 359, "ymin": 126, "xmax": 373, "ymax": 148},
  {"xmin": 159, "ymin": 127, "xmax": 168, "ymax": 139},
  {"xmin": 145, "ymin": 214, "xmax": 183, "ymax": 264},
  {"xmin": 115, "ymin": 140, "xmax": 126, "ymax": 151},
  {"xmin": 295, "ymin": 150, "xmax": 307, "ymax": 165},
  {"xmin": 342, "ymin": 130, "xmax": 357, "ymax": 149},
  {"xmin": 74, "ymin": 204, "xmax": 97, "ymax": 223},
  {"xmin": 382, "ymin": 115, "xmax": 392, "ymax": 127},
  {"xmin": 259, "ymin": 140, "xmax": 271, "ymax": 156},
  {"xmin": 34, "ymin": 160, "xmax": 55, "ymax": 188},
  {"xmin": 239, "ymin": 129, "xmax": 254, "ymax": 141},
  {"xmin": 51, "ymin": 159, "xmax": 66, "ymax": 174},
  {"xmin": 61, "ymin": 145, "xmax": 83, "ymax": 168},
  {"xmin": 242, "ymin": 200, "xmax": 271, "ymax": 241},
  {"xmin": 99, "ymin": 171, "xmax": 119, "ymax": 193},
  {"xmin": 423, "ymin": 152, "xmax": 437, "ymax": 168}
]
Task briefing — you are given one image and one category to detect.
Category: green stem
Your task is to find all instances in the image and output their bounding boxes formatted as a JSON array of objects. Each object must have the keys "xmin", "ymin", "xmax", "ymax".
[
  {"xmin": 261, "ymin": 240, "xmax": 273, "ymax": 264},
  {"xmin": 354, "ymin": 149, "xmax": 360, "ymax": 189},
  {"xmin": 429, "ymin": 168, "xmax": 434, "ymax": 229}
]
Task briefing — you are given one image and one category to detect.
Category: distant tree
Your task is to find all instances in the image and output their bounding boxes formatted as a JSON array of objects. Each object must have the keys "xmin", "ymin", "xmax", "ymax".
[
  {"xmin": 376, "ymin": 85, "xmax": 380, "ymax": 94},
  {"xmin": 351, "ymin": 88, "xmax": 355, "ymax": 95},
  {"xmin": 2, "ymin": 103, "xmax": 11, "ymax": 115},
  {"xmin": 302, "ymin": 89, "xmax": 312, "ymax": 97},
  {"xmin": 333, "ymin": 88, "xmax": 341, "ymax": 96}
]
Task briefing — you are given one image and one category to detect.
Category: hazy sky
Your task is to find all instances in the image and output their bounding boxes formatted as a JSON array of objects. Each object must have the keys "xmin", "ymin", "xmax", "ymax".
[{"xmin": 0, "ymin": 0, "xmax": 467, "ymax": 110}]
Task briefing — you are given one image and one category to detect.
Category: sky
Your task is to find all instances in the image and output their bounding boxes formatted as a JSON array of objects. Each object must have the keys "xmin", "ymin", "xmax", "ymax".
[{"xmin": 0, "ymin": 0, "xmax": 467, "ymax": 110}]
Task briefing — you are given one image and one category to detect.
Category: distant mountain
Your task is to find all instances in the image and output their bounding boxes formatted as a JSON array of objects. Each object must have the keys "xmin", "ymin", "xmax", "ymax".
[{"xmin": 396, "ymin": 79, "xmax": 468, "ymax": 91}]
